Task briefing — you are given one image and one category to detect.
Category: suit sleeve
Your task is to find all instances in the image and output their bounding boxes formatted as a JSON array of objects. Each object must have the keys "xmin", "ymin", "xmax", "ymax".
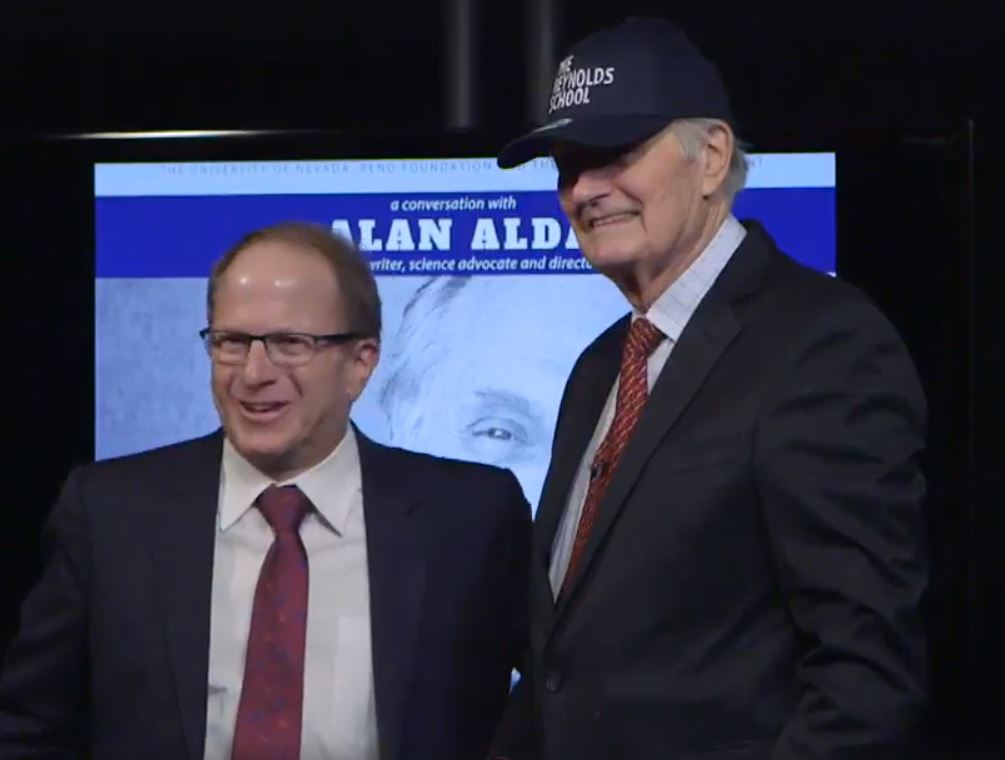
[
  {"xmin": 487, "ymin": 470, "xmax": 540, "ymax": 760},
  {"xmin": 500, "ymin": 472, "xmax": 532, "ymax": 677},
  {"xmin": 0, "ymin": 467, "xmax": 90, "ymax": 758},
  {"xmin": 755, "ymin": 297, "xmax": 929, "ymax": 759}
]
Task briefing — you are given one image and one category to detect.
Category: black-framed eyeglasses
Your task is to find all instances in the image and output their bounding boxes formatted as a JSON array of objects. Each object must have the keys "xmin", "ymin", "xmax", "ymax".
[{"xmin": 198, "ymin": 328, "xmax": 363, "ymax": 366}]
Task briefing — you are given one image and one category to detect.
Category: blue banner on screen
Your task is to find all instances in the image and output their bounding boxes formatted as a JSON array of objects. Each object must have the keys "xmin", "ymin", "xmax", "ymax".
[{"xmin": 94, "ymin": 154, "xmax": 835, "ymax": 510}]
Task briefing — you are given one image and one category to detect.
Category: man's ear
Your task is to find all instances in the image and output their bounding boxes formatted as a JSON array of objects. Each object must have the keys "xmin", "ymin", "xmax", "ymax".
[
  {"xmin": 700, "ymin": 122, "xmax": 734, "ymax": 198},
  {"xmin": 348, "ymin": 338, "xmax": 380, "ymax": 400}
]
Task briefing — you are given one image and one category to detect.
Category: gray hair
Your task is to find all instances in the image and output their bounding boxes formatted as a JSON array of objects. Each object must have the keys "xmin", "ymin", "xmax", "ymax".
[
  {"xmin": 378, "ymin": 276, "xmax": 471, "ymax": 429},
  {"xmin": 668, "ymin": 118, "xmax": 749, "ymax": 204}
]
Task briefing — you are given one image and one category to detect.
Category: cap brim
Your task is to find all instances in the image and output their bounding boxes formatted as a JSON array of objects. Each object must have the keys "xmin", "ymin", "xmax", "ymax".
[{"xmin": 496, "ymin": 115, "xmax": 671, "ymax": 168}]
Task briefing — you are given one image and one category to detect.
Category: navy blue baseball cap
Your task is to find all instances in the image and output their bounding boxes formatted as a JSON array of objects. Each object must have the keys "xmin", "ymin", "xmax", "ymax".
[{"xmin": 497, "ymin": 17, "xmax": 735, "ymax": 169}]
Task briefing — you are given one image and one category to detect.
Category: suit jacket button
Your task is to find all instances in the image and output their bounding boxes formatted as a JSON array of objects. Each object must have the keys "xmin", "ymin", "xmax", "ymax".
[{"xmin": 544, "ymin": 670, "xmax": 563, "ymax": 692}]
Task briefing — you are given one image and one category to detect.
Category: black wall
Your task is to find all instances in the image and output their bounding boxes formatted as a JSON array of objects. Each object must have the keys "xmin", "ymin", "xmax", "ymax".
[{"xmin": 2, "ymin": 1, "xmax": 1000, "ymax": 756}]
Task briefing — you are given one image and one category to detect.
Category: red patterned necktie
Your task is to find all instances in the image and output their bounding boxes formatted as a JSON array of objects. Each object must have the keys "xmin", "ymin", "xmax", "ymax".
[
  {"xmin": 231, "ymin": 484, "xmax": 311, "ymax": 760},
  {"xmin": 563, "ymin": 317, "xmax": 665, "ymax": 588}
]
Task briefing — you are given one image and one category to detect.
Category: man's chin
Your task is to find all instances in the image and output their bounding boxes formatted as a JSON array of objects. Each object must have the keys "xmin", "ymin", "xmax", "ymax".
[
  {"xmin": 581, "ymin": 244, "xmax": 644, "ymax": 273},
  {"xmin": 227, "ymin": 430, "xmax": 297, "ymax": 473}
]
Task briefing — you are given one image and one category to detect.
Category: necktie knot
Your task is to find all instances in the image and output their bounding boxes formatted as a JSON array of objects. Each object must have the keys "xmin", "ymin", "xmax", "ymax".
[
  {"xmin": 256, "ymin": 484, "xmax": 310, "ymax": 535},
  {"xmin": 624, "ymin": 317, "xmax": 664, "ymax": 361}
]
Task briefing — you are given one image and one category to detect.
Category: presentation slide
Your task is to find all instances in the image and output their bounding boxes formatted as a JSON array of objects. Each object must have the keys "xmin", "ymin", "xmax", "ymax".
[{"xmin": 95, "ymin": 153, "xmax": 835, "ymax": 509}]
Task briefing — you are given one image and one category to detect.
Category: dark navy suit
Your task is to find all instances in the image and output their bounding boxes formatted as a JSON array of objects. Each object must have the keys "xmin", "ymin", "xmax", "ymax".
[{"xmin": 0, "ymin": 428, "xmax": 531, "ymax": 760}]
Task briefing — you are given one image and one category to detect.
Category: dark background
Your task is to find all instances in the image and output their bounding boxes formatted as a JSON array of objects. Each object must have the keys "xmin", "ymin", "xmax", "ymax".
[{"xmin": 2, "ymin": 0, "xmax": 1001, "ymax": 756}]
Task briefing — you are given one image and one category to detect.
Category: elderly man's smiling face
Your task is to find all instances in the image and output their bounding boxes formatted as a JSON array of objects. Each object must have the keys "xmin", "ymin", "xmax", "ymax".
[{"xmin": 553, "ymin": 123, "xmax": 732, "ymax": 307}]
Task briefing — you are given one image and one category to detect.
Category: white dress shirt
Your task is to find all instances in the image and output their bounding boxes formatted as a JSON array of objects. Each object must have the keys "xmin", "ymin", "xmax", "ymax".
[
  {"xmin": 549, "ymin": 215, "xmax": 748, "ymax": 596},
  {"xmin": 203, "ymin": 426, "xmax": 379, "ymax": 760}
]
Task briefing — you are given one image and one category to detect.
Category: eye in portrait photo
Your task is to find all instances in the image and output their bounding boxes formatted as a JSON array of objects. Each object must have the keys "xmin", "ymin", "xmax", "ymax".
[{"xmin": 369, "ymin": 273, "xmax": 627, "ymax": 509}]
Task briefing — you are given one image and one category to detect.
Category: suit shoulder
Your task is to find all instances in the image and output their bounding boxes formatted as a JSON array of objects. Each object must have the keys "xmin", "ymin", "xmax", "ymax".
[
  {"xmin": 767, "ymin": 248, "xmax": 866, "ymax": 307},
  {"xmin": 73, "ymin": 432, "xmax": 221, "ymax": 489},
  {"xmin": 749, "ymin": 247, "xmax": 924, "ymax": 407},
  {"xmin": 758, "ymin": 248, "xmax": 906, "ymax": 343},
  {"xmin": 367, "ymin": 443, "xmax": 529, "ymax": 522},
  {"xmin": 384, "ymin": 445, "xmax": 521, "ymax": 490}
]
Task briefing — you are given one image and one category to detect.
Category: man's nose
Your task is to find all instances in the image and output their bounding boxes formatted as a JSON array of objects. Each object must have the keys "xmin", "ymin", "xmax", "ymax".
[
  {"xmin": 241, "ymin": 339, "xmax": 280, "ymax": 383},
  {"xmin": 567, "ymin": 166, "xmax": 613, "ymax": 209}
]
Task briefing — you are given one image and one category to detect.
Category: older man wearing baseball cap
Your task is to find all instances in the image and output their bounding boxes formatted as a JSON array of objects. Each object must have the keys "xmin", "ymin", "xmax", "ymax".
[{"xmin": 491, "ymin": 17, "xmax": 929, "ymax": 760}]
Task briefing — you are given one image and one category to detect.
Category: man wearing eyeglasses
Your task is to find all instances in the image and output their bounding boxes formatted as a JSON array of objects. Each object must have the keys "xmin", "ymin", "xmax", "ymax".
[{"xmin": 0, "ymin": 221, "xmax": 531, "ymax": 760}]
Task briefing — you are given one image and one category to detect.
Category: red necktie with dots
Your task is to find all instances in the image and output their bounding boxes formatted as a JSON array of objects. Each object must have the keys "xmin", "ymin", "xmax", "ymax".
[
  {"xmin": 563, "ymin": 317, "xmax": 665, "ymax": 589},
  {"xmin": 231, "ymin": 484, "xmax": 311, "ymax": 760}
]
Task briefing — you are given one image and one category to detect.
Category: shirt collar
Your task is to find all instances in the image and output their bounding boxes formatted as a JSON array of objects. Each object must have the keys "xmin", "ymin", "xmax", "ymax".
[
  {"xmin": 219, "ymin": 426, "xmax": 362, "ymax": 535},
  {"xmin": 639, "ymin": 214, "xmax": 747, "ymax": 341}
]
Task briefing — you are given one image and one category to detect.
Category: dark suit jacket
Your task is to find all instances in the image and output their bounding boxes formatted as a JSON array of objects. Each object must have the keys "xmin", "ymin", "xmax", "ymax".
[
  {"xmin": 492, "ymin": 221, "xmax": 929, "ymax": 760},
  {"xmin": 0, "ymin": 428, "xmax": 531, "ymax": 760}
]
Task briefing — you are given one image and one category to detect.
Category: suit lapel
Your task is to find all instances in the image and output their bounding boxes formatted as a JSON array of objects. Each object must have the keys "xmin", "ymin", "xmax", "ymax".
[
  {"xmin": 554, "ymin": 297, "xmax": 741, "ymax": 613},
  {"xmin": 552, "ymin": 225, "xmax": 770, "ymax": 618},
  {"xmin": 531, "ymin": 326, "xmax": 624, "ymax": 626},
  {"xmin": 147, "ymin": 432, "xmax": 221, "ymax": 760},
  {"xmin": 534, "ymin": 322, "xmax": 625, "ymax": 570},
  {"xmin": 356, "ymin": 431, "xmax": 425, "ymax": 760}
]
